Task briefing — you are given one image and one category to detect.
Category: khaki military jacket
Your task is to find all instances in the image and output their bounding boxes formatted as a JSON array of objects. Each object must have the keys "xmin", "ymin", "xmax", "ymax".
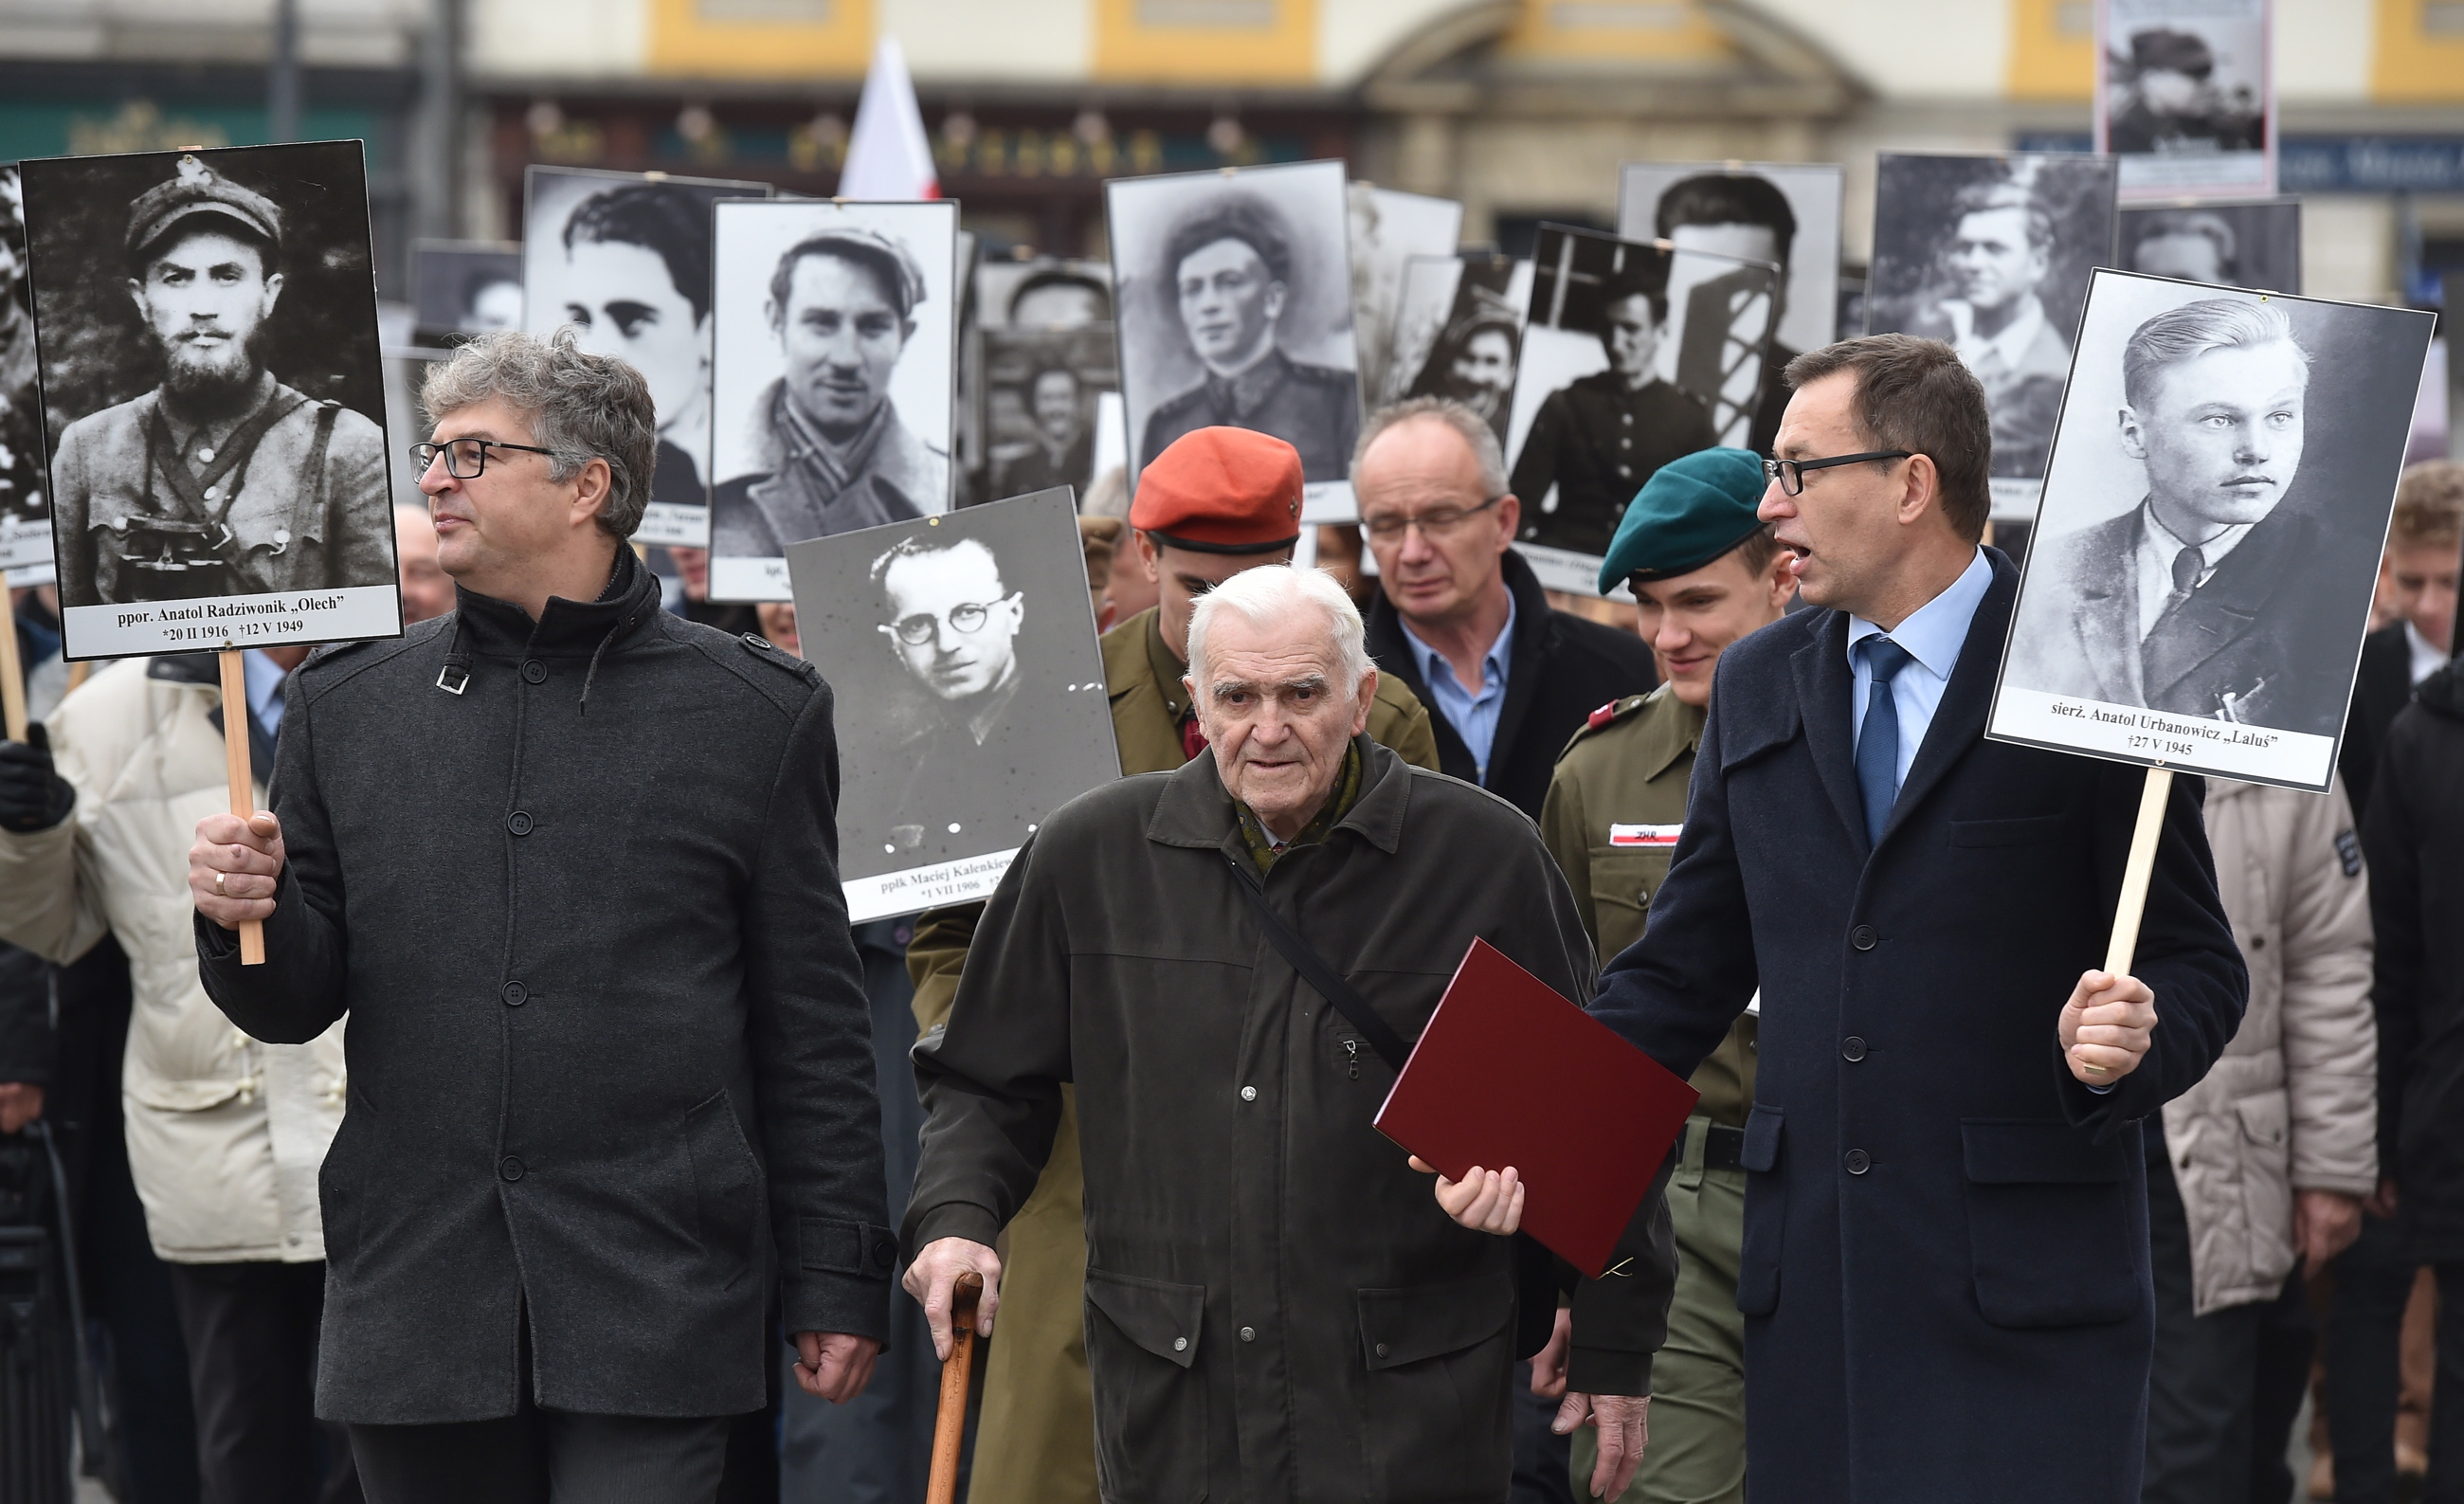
[
  {"xmin": 1541, "ymin": 685, "xmax": 1756, "ymax": 1127},
  {"xmin": 907, "ymin": 605, "xmax": 1439, "ymax": 1029},
  {"xmin": 51, "ymin": 373, "xmax": 391, "ymax": 607}
]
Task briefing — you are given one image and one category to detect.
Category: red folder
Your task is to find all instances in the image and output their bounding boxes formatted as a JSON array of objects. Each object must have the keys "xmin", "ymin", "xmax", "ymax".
[{"xmin": 1374, "ymin": 938, "xmax": 1699, "ymax": 1278}]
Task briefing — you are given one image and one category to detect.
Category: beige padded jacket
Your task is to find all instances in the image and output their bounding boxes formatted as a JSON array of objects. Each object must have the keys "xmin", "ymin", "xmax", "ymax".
[
  {"xmin": 2164, "ymin": 776, "xmax": 2377, "ymax": 1314},
  {"xmin": 0, "ymin": 657, "xmax": 343, "ymax": 1264}
]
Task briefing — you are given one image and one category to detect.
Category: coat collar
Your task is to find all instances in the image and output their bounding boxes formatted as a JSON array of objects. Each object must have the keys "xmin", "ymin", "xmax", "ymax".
[
  {"xmin": 1365, "ymin": 549, "xmax": 1555, "ymax": 787},
  {"xmin": 2142, "ymin": 502, "xmax": 2317, "ymax": 701},
  {"xmin": 1147, "ymin": 733, "xmax": 1409, "ymax": 858},
  {"xmin": 448, "ymin": 545, "xmax": 662, "ymax": 660},
  {"xmin": 1785, "ymin": 547, "xmax": 2019, "ymax": 853},
  {"xmin": 1630, "ymin": 686, "xmax": 1703, "ymax": 784}
]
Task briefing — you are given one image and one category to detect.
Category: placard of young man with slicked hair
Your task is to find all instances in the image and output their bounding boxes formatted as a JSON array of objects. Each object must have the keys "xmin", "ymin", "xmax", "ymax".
[
  {"xmin": 1468, "ymin": 333, "xmax": 2249, "ymax": 1502},
  {"xmin": 189, "ymin": 328, "xmax": 893, "ymax": 1502}
]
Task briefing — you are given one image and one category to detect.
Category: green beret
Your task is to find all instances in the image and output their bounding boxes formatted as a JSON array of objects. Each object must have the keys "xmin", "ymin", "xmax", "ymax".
[{"xmin": 1597, "ymin": 446, "xmax": 1770, "ymax": 593}]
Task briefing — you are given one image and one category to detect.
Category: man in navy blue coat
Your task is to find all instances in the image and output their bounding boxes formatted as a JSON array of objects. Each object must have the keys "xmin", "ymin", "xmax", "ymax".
[{"xmin": 1568, "ymin": 335, "xmax": 2247, "ymax": 1500}]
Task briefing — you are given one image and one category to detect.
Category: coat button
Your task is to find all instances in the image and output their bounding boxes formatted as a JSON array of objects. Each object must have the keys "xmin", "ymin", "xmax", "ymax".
[
  {"xmin": 507, "ymin": 811, "xmax": 534, "ymax": 836},
  {"xmin": 501, "ymin": 980, "xmax": 527, "ymax": 1006},
  {"xmin": 1239, "ymin": 1326, "xmax": 1256, "ymax": 1342},
  {"xmin": 1241, "ymin": 1086, "xmax": 1258, "ymax": 1101},
  {"xmin": 499, "ymin": 1155, "xmax": 524, "ymax": 1182},
  {"xmin": 1850, "ymin": 925, "xmax": 1877, "ymax": 951},
  {"xmin": 1842, "ymin": 1036, "xmax": 1866, "ymax": 1061},
  {"xmin": 1374, "ymin": 1341, "xmax": 1390, "ymax": 1357},
  {"xmin": 1172, "ymin": 1336, "xmax": 1187, "ymax": 1351},
  {"xmin": 522, "ymin": 660, "xmax": 548, "ymax": 683},
  {"xmin": 1844, "ymin": 1149, "xmax": 1870, "ymax": 1175}
]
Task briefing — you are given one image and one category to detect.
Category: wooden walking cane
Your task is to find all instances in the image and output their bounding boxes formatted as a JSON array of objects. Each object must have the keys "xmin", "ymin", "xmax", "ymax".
[
  {"xmin": 216, "ymin": 647, "xmax": 265, "ymax": 965},
  {"xmin": 926, "ymin": 1272, "xmax": 985, "ymax": 1504},
  {"xmin": 2103, "ymin": 766, "xmax": 2175, "ymax": 978},
  {"xmin": 0, "ymin": 570, "xmax": 26, "ymax": 743}
]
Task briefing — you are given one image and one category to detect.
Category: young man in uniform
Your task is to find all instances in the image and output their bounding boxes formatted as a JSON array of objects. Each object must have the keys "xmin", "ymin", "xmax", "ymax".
[
  {"xmin": 900, "ymin": 426, "xmax": 1438, "ymax": 1504},
  {"xmin": 1538, "ymin": 445, "xmax": 1791, "ymax": 1504}
]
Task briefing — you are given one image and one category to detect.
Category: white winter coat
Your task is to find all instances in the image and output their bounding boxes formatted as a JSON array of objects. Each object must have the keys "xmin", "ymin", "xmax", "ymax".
[
  {"xmin": 2165, "ymin": 776, "xmax": 2377, "ymax": 1314},
  {"xmin": 0, "ymin": 656, "xmax": 342, "ymax": 1263}
]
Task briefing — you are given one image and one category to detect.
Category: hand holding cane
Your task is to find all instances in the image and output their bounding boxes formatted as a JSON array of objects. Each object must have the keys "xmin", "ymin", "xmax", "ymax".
[{"xmin": 926, "ymin": 1271, "xmax": 984, "ymax": 1504}]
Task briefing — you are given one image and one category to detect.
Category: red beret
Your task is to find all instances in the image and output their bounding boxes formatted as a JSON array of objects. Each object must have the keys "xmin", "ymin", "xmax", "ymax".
[{"xmin": 1130, "ymin": 427, "xmax": 1304, "ymax": 555}]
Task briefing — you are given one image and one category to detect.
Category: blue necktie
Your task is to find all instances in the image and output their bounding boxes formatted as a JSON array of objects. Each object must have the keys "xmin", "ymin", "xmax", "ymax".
[{"xmin": 1856, "ymin": 637, "xmax": 1915, "ymax": 847}]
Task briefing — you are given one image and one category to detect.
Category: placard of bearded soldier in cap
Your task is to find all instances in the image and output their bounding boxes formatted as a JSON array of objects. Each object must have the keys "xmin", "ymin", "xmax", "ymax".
[
  {"xmin": 1539, "ymin": 446, "xmax": 1794, "ymax": 1504},
  {"xmin": 897, "ymin": 426, "xmax": 1439, "ymax": 1504},
  {"xmin": 710, "ymin": 226, "xmax": 949, "ymax": 559},
  {"xmin": 51, "ymin": 154, "xmax": 390, "ymax": 607},
  {"xmin": 1139, "ymin": 196, "xmax": 1361, "ymax": 485}
]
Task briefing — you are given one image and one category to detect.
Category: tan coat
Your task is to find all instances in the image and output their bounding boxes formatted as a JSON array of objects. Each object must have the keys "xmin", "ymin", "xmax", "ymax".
[
  {"xmin": 2164, "ymin": 776, "xmax": 2377, "ymax": 1314},
  {"xmin": 0, "ymin": 657, "xmax": 344, "ymax": 1263}
]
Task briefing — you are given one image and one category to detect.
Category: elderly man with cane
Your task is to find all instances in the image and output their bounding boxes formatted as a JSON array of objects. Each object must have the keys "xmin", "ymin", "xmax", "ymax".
[
  {"xmin": 186, "ymin": 329, "xmax": 892, "ymax": 1502},
  {"xmin": 904, "ymin": 562, "xmax": 1672, "ymax": 1503}
]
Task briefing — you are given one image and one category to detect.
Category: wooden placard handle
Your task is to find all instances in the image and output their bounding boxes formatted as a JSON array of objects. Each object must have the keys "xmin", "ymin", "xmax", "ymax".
[
  {"xmin": 217, "ymin": 648, "xmax": 265, "ymax": 966},
  {"xmin": 2103, "ymin": 766, "xmax": 2174, "ymax": 979},
  {"xmin": 926, "ymin": 1271, "xmax": 985, "ymax": 1504},
  {"xmin": 0, "ymin": 569, "xmax": 26, "ymax": 743}
]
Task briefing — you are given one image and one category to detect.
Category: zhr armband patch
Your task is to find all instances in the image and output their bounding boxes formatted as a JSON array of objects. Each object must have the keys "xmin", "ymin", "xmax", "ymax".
[{"xmin": 1608, "ymin": 824, "xmax": 1681, "ymax": 848}]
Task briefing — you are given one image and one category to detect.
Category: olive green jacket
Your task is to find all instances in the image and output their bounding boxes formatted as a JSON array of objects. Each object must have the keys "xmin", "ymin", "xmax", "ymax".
[
  {"xmin": 1540, "ymin": 686, "xmax": 1757, "ymax": 1126},
  {"xmin": 907, "ymin": 606, "xmax": 1440, "ymax": 1029}
]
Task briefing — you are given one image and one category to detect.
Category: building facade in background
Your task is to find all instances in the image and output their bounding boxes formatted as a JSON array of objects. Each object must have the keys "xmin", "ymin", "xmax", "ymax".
[{"xmin": 0, "ymin": 1, "xmax": 2458, "ymax": 321}]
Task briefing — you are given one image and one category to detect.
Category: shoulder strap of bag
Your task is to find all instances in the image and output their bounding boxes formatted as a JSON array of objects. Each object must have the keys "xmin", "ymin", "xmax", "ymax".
[{"xmin": 1220, "ymin": 848, "xmax": 1412, "ymax": 1071}]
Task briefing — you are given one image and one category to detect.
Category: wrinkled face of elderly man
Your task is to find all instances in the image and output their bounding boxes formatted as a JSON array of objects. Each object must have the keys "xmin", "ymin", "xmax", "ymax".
[{"xmin": 1185, "ymin": 576, "xmax": 1379, "ymax": 840}]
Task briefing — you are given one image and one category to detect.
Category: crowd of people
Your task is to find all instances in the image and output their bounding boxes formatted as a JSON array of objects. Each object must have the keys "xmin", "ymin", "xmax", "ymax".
[{"xmin": 0, "ymin": 317, "xmax": 2454, "ymax": 1504}]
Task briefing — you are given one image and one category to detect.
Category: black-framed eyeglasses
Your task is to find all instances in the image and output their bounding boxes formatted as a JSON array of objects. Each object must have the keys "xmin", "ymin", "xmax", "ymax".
[
  {"xmin": 1761, "ymin": 451, "xmax": 1912, "ymax": 497},
  {"xmin": 1360, "ymin": 494, "xmax": 1507, "ymax": 543},
  {"xmin": 408, "ymin": 438, "xmax": 567, "ymax": 480},
  {"xmin": 879, "ymin": 595, "xmax": 1020, "ymax": 647}
]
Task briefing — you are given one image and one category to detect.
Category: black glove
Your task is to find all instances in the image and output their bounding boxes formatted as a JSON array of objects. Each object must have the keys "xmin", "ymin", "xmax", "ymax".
[{"xmin": 0, "ymin": 724, "xmax": 75, "ymax": 833}]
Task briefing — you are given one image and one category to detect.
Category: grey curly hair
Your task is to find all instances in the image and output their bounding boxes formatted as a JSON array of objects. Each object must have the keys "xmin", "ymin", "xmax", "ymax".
[{"xmin": 418, "ymin": 328, "xmax": 659, "ymax": 539}]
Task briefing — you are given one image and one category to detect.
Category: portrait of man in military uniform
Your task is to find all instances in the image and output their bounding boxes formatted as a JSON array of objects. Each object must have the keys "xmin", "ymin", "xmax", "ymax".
[
  {"xmin": 1509, "ymin": 239, "xmax": 1720, "ymax": 559},
  {"xmin": 707, "ymin": 201, "xmax": 957, "ymax": 598},
  {"xmin": 1109, "ymin": 161, "xmax": 1363, "ymax": 491},
  {"xmin": 1998, "ymin": 277, "xmax": 2431, "ymax": 788},
  {"xmin": 33, "ymin": 148, "xmax": 393, "ymax": 618}
]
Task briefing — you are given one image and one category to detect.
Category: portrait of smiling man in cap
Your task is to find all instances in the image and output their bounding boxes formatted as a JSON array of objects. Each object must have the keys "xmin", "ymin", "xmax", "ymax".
[{"xmin": 45, "ymin": 150, "xmax": 392, "ymax": 609}]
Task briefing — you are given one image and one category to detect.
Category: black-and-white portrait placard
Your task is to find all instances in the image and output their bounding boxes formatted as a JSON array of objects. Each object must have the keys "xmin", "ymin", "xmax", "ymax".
[
  {"xmin": 1617, "ymin": 161, "xmax": 1841, "ymax": 455},
  {"xmin": 788, "ymin": 486, "xmax": 1119, "ymax": 920},
  {"xmin": 413, "ymin": 238, "xmax": 522, "ymax": 346},
  {"xmin": 2097, "ymin": 0, "xmax": 2274, "ymax": 200},
  {"xmin": 1387, "ymin": 254, "xmax": 1531, "ymax": 443},
  {"xmin": 2120, "ymin": 197, "xmax": 2298, "ymax": 293},
  {"xmin": 19, "ymin": 142, "xmax": 400, "ymax": 659},
  {"xmin": 1991, "ymin": 271, "xmax": 2431, "ymax": 791},
  {"xmin": 1505, "ymin": 224, "xmax": 1774, "ymax": 594},
  {"xmin": 1867, "ymin": 152, "xmax": 2119, "ymax": 520},
  {"xmin": 0, "ymin": 163, "xmax": 51, "ymax": 578},
  {"xmin": 706, "ymin": 197, "xmax": 959, "ymax": 602},
  {"xmin": 1348, "ymin": 183, "xmax": 1463, "ymax": 410},
  {"xmin": 983, "ymin": 325, "xmax": 1114, "ymax": 504},
  {"xmin": 1108, "ymin": 159, "xmax": 1361, "ymax": 520},
  {"xmin": 522, "ymin": 166, "xmax": 770, "ymax": 551}
]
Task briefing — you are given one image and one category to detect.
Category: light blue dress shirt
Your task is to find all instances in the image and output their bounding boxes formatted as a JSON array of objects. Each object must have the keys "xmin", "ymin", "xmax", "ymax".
[
  {"xmin": 1844, "ymin": 547, "xmax": 1993, "ymax": 788},
  {"xmin": 1399, "ymin": 593, "xmax": 1517, "ymax": 782},
  {"xmin": 242, "ymin": 648, "xmax": 289, "ymax": 738}
]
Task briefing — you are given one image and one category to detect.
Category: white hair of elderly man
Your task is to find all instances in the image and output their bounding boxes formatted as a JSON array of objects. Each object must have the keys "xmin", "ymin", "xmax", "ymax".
[{"xmin": 1185, "ymin": 564, "xmax": 1372, "ymax": 693}]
